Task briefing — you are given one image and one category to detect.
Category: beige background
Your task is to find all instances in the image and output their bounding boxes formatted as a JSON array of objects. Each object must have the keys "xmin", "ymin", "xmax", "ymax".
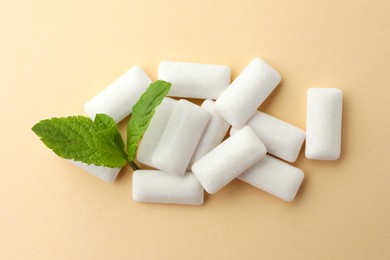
[{"xmin": 1, "ymin": 0, "xmax": 389, "ymax": 259}]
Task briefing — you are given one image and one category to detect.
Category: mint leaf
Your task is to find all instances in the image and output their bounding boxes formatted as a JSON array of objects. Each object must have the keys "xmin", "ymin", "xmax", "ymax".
[
  {"xmin": 32, "ymin": 114, "xmax": 127, "ymax": 168},
  {"xmin": 127, "ymin": 80, "xmax": 171, "ymax": 161},
  {"xmin": 94, "ymin": 113, "xmax": 117, "ymax": 130}
]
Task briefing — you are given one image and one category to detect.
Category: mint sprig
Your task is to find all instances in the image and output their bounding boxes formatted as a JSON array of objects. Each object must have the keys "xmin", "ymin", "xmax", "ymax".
[{"xmin": 32, "ymin": 80, "xmax": 171, "ymax": 170}]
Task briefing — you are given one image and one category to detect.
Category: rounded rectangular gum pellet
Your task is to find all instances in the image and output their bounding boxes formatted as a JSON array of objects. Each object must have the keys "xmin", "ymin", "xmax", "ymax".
[
  {"xmin": 132, "ymin": 170, "xmax": 204, "ymax": 205},
  {"xmin": 231, "ymin": 111, "xmax": 305, "ymax": 162},
  {"xmin": 192, "ymin": 126, "xmax": 267, "ymax": 194},
  {"xmin": 152, "ymin": 100, "xmax": 210, "ymax": 175},
  {"xmin": 84, "ymin": 66, "xmax": 152, "ymax": 123},
  {"xmin": 214, "ymin": 58, "xmax": 281, "ymax": 128},
  {"xmin": 69, "ymin": 160, "xmax": 121, "ymax": 183},
  {"xmin": 238, "ymin": 155, "xmax": 304, "ymax": 202},
  {"xmin": 137, "ymin": 98, "xmax": 177, "ymax": 168},
  {"xmin": 305, "ymin": 88, "xmax": 343, "ymax": 160},
  {"xmin": 158, "ymin": 61, "xmax": 231, "ymax": 99},
  {"xmin": 189, "ymin": 100, "xmax": 230, "ymax": 167}
]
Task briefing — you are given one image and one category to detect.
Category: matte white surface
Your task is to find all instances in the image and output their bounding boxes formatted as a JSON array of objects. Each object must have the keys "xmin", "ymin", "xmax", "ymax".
[
  {"xmin": 189, "ymin": 100, "xmax": 230, "ymax": 167},
  {"xmin": 238, "ymin": 155, "xmax": 304, "ymax": 202},
  {"xmin": 306, "ymin": 88, "xmax": 343, "ymax": 160},
  {"xmin": 214, "ymin": 58, "xmax": 281, "ymax": 127},
  {"xmin": 137, "ymin": 98, "xmax": 177, "ymax": 167},
  {"xmin": 69, "ymin": 160, "xmax": 121, "ymax": 183},
  {"xmin": 84, "ymin": 66, "xmax": 152, "ymax": 123},
  {"xmin": 132, "ymin": 170, "xmax": 204, "ymax": 205},
  {"xmin": 192, "ymin": 126, "xmax": 267, "ymax": 194},
  {"xmin": 231, "ymin": 111, "xmax": 305, "ymax": 162},
  {"xmin": 158, "ymin": 61, "xmax": 231, "ymax": 99},
  {"xmin": 152, "ymin": 100, "xmax": 210, "ymax": 175}
]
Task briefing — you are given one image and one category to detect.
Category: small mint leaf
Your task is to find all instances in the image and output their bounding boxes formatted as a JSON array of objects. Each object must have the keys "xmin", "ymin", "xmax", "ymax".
[
  {"xmin": 94, "ymin": 113, "xmax": 117, "ymax": 130},
  {"xmin": 127, "ymin": 80, "xmax": 171, "ymax": 161}
]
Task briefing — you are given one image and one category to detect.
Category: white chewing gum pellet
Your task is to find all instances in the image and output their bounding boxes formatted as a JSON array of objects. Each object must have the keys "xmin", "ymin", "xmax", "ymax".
[
  {"xmin": 214, "ymin": 58, "xmax": 281, "ymax": 128},
  {"xmin": 132, "ymin": 170, "xmax": 204, "ymax": 205},
  {"xmin": 238, "ymin": 155, "xmax": 304, "ymax": 202},
  {"xmin": 192, "ymin": 126, "xmax": 267, "ymax": 194},
  {"xmin": 84, "ymin": 66, "xmax": 152, "ymax": 123},
  {"xmin": 189, "ymin": 100, "xmax": 230, "ymax": 167},
  {"xmin": 69, "ymin": 160, "xmax": 121, "ymax": 183},
  {"xmin": 152, "ymin": 100, "xmax": 210, "ymax": 175},
  {"xmin": 231, "ymin": 111, "xmax": 305, "ymax": 162},
  {"xmin": 158, "ymin": 61, "xmax": 231, "ymax": 99},
  {"xmin": 306, "ymin": 88, "xmax": 343, "ymax": 160},
  {"xmin": 137, "ymin": 98, "xmax": 177, "ymax": 168}
]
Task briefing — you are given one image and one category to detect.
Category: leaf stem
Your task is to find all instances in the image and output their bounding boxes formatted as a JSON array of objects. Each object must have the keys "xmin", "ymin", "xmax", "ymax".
[{"xmin": 128, "ymin": 160, "xmax": 140, "ymax": 171}]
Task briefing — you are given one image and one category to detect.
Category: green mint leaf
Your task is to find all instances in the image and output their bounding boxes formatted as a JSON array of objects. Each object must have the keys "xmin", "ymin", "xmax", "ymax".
[
  {"xmin": 32, "ymin": 114, "xmax": 127, "ymax": 168},
  {"xmin": 94, "ymin": 113, "xmax": 117, "ymax": 130},
  {"xmin": 127, "ymin": 80, "xmax": 171, "ymax": 161}
]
